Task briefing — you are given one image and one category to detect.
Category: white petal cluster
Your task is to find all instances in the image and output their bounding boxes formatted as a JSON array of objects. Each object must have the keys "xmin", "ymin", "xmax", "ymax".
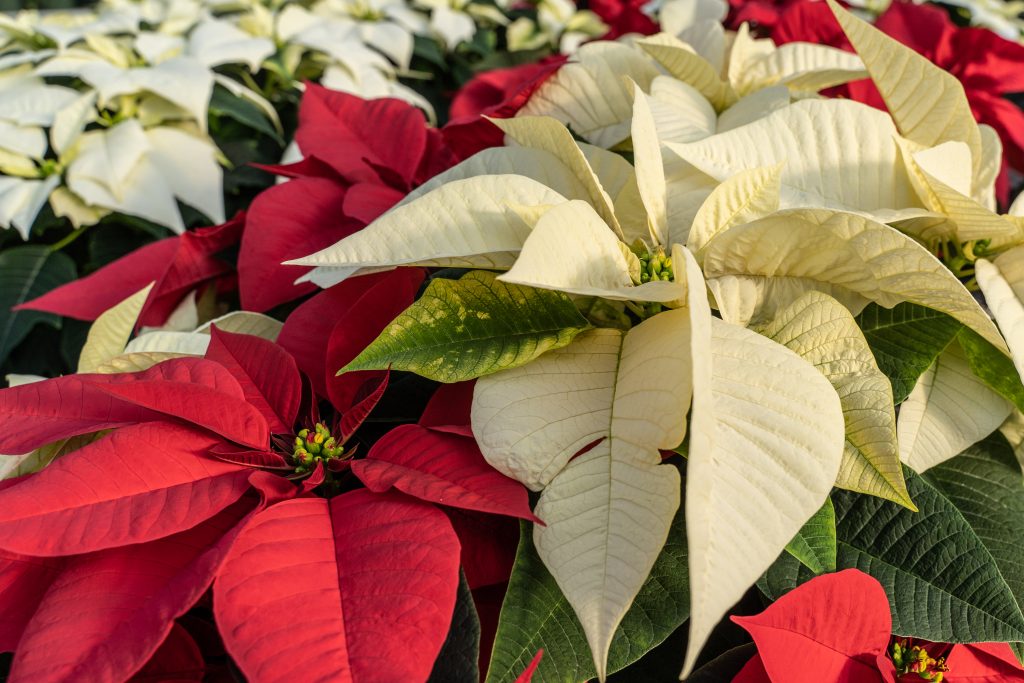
[{"xmin": 0, "ymin": 0, "xmax": 603, "ymax": 237}]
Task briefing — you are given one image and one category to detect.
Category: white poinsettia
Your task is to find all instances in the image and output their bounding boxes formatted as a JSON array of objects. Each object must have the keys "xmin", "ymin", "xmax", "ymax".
[
  {"xmin": 35, "ymin": 52, "xmax": 215, "ymax": 131},
  {"xmin": 288, "ymin": 112, "xmax": 648, "ymax": 286},
  {"xmin": 507, "ymin": 0, "xmax": 608, "ymax": 54},
  {"xmin": 939, "ymin": 0, "xmax": 1024, "ymax": 39},
  {"xmin": 185, "ymin": 17, "xmax": 275, "ymax": 70},
  {"xmin": 0, "ymin": 76, "xmax": 78, "ymax": 236},
  {"xmin": 414, "ymin": 0, "xmax": 508, "ymax": 48},
  {"xmin": 0, "ymin": 0, "xmax": 286, "ymax": 237},
  {"xmin": 66, "ymin": 119, "xmax": 224, "ymax": 233},
  {"xmin": 653, "ymin": 0, "xmax": 728, "ymax": 60},
  {"xmin": 518, "ymin": 23, "xmax": 865, "ymax": 149},
  {"xmin": 315, "ymin": 0, "xmax": 430, "ymax": 70}
]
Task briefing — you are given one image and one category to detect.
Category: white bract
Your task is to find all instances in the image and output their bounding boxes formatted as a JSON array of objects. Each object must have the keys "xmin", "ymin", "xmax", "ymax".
[{"xmin": 0, "ymin": 0, "xmax": 591, "ymax": 237}]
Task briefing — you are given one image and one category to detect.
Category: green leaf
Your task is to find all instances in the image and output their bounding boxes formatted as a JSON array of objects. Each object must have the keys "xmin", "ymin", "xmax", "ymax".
[
  {"xmin": 924, "ymin": 433, "xmax": 1024, "ymax": 630},
  {"xmin": 342, "ymin": 271, "xmax": 591, "ymax": 383},
  {"xmin": 784, "ymin": 498, "xmax": 837, "ymax": 574},
  {"xmin": 427, "ymin": 571, "xmax": 480, "ymax": 683},
  {"xmin": 958, "ymin": 327, "xmax": 1024, "ymax": 413},
  {"xmin": 209, "ymin": 84, "xmax": 283, "ymax": 144},
  {"xmin": 413, "ymin": 34, "xmax": 447, "ymax": 69},
  {"xmin": 0, "ymin": 245, "xmax": 76, "ymax": 368},
  {"xmin": 856, "ymin": 302, "xmax": 960, "ymax": 404},
  {"xmin": 762, "ymin": 469, "xmax": 1024, "ymax": 643},
  {"xmin": 758, "ymin": 552, "xmax": 812, "ymax": 601},
  {"xmin": 486, "ymin": 490, "xmax": 689, "ymax": 683},
  {"xmin": 687, "ymin": 644, "xmax": 759, "ymax": 683},
  {"xmin": 857, "ymin": 302, "xmax": 1024, "ymax": 413}
]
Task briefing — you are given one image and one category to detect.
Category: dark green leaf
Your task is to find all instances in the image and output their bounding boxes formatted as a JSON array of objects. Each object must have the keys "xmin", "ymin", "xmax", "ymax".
[
  {"xmin": 342, "ymin": 271, "xmax": 591, "ymax": 382},
  {"xmin": 210, "ymin": 84, "xmax": 283, "ymax": 144},
  {"xmin": 0, "ymin": 245, "xmax": 76, "ymax": 367},
  {"xmin": 413, "ymin": 35, "xmax": 448, "ymax": 69},
  {"xmin": 428, "ymin": 570, "xmax": 480, "ymax": 683},
  {"xmin": 486, "ymin": 479, "xmax": 688, "ymax": 683},
  {"xmin": 856, "ymin": 302, "xmax": 960, "ymax": 403},
  {"xmin": 687, "ymin": 643, "xmax": 758, "ymax": 683},
  {"xmin": 924, "ymin": 433, "xmax": 1024, "ymax": 629},
  {"xmin": 757, "ymin": 552, "xmax": 812, "ymax": 602},
  {"xmin": 762, "ymin": 470, "xmax": 1024, "ymax": 643},
  {"xmin": 784, "ymin": 498, "xmax": 836, "ymax": 574}
]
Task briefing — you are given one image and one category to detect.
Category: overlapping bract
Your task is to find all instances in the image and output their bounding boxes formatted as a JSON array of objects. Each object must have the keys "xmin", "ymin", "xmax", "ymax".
[
  {"xmin": 0, "ymin": 272, "xmax": 539, "ymax": 683},
  {"xmin": 287, "ymin": 1, "xmax": 1024, "ymax": 679},
  {"xmin": 5, "ymin": 0, "xmax": 1024, "ymax": 680}
]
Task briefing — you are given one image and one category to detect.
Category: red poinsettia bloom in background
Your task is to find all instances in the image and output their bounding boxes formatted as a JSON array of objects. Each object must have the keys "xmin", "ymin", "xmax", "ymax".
[
  {"xmin": 731, "ymin": 569, "xmax": 1024, "ymax": 682},
  {"xmin": 589, "ymin": 0, "xmax": 660, "ymax": 37},
  {"xmin": 771, "ymin": 0, "xmax": 1024, "ymax": 203},
  {"xmin": 443, "ymin": 56, "xmax": 567, "ymax": 160},
  {"xmin": 16, "ymin": 212, "xmax": 245, "ymax": 328},
  {"xmin": 724, "ymin": 0, "xmax": 798, "ymax": 30},
  {"xmin": 0, "ymin": 292, "xmax": 539, "ymax": 682},
  {"xmin": 239, "ymin": 84, "xmax": 460, "ymax": 312}
]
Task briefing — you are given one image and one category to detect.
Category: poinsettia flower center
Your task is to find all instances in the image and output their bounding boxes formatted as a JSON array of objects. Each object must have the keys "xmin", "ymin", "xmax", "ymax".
[
  {"xmin": 631, "ymin": 242, "xmax": 675, "ymax": 285},
  {"xmin": 292, "ymin": 422, "xmax": 346, "ymax": 474},
  {"xmin": 891, "ymin": 638, "xmax": 951, "ymax": 682},
  {"xmin": 938, "ymin": 239, "xmax": 989, "ymax": 288}
]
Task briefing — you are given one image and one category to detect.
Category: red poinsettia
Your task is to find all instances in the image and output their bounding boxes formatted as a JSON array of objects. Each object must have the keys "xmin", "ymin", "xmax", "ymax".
[
  {"xmin": 239, "ymin": 84, "xmax": 460, "ymax": 312},
  {"xmin": 0, "ymin": 307, "xmax": 537, "ymax": 681},
  {"xmin": 731, "ymin": 569, "xmax": 1024, "ymax": 682},
  {"xmin": 278, "ymin": 278, "xmax": 527, "ymax": 675},
  {"xmin": 17, "ymin": 213, "xmax": 244, "ymax": 328},
  {"xmin": 444, "ymin": 57, "xmax": 567, "ymax": 160},
  {"xmin": 589, "ymin": 0, "xmax": 660, "ymax": 37},
  {"xmin": 771, "ymin": 0, "xmax": 1024, "ymax": 199},
  {"xmin": 724, "ymin": 0, "xmax": 800, "ymax": 31}
]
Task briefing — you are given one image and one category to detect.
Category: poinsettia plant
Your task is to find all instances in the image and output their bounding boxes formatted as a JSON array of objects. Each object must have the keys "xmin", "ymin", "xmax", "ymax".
[
  {"xmin": 5, "ymin": 0, "xmax": 1024, "ymax": 681},
  {"xmin": 0, "ymin": 272, "xmax": 548, "ymax": 682},
  {"xmin": 0, "ymin": 0, "xmax": 606, "ymax": 377}
]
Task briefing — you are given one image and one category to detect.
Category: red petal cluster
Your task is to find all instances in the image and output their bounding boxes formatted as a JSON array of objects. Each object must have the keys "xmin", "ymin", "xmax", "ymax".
[
  {"xmin": 0, "ymin": 295, "xmax": 536, "ymax": 681},
  {"xmin": 731, "ymin": 569, "xmax": 1024, "ymax": 682},
  {"xmin": 589, "ymin": 0, "xmax": 660, "ymax": 38},
  {"xmin": 444, "ymin": 57, "xmax": 567, "ymax": 160},
  {"xmin": 18, "ymin": 213, "xmax": 244, "ymax": 327},
  {"xmin": 239, "ymin": 85, "xmax": 460, "ymax": 311}
]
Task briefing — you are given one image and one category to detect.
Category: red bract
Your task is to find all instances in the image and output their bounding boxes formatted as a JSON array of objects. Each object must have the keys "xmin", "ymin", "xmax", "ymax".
[
  {"xmin": 725, "ymin": 0, "xmax": 800, "ymax": 31},
  {"xmin": 516, "ymin": 650, "xmax": 545, "ymax": 682},
  {"xmin": 0, "ymin": 318, "xmax": 535, "ymax": 681},
  {"xmin": 771, "ymin": 0, "xmax": 1024, "ymax": 192},
  {"xmin": 352, "ymin": 423, "xmax": 541, "ymax": 522},
  {"xmin": 277, "ymin": 268, "xmax": 424, "ymax": 408},
  {"xmin": 131, "ymin": 623, "xmax": 205, "ymax": 682},
  {"xmin": 444, "ymin": 57, "xmax": 567, "ymax": 160},
  {"xmin": 18, "ymin": 213, "xmax": 244, "ymax": 327},
  {"xmin": 8, "ymin": 500, "xmax": 252, "ymax": 683},
  {"xmin": 731, "ymin": 569, "xmax": 1024, "ymax": 682},
  {"xmin": 213, "ymin": 490, "xmax": 461, "ymax": 683},
  {"xmin": 418, "ymin": 380, "xmax": 475, "ymax": 435},
  {"xmin": 239, "ymin": 86, "xmax": 456, "ymax": 311},
  {"xmin": 589, "ymin": 0, "xmax": 659, "ymax": 37}
]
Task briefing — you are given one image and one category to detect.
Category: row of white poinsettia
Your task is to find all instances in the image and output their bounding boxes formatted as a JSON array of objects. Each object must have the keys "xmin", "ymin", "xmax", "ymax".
[
  {"xmin": 264, "ymin": 0, "xmax": 1024, "ymax": 679},
  {"xmin": 0, "ymin": 0, "xmax": 610, "ymax": 237}
]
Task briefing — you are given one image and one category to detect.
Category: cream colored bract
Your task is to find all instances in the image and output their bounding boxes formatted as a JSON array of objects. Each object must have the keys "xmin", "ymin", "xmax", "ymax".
[{"xmin": 294, "ymin": 2, "xmax": 1024, "ymax": 679}]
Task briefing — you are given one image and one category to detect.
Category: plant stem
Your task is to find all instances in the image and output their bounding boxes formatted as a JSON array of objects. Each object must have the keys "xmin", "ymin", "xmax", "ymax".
[{"xmin": 49, "ymin": 225, "xmax": 88, "ymax": 253}]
